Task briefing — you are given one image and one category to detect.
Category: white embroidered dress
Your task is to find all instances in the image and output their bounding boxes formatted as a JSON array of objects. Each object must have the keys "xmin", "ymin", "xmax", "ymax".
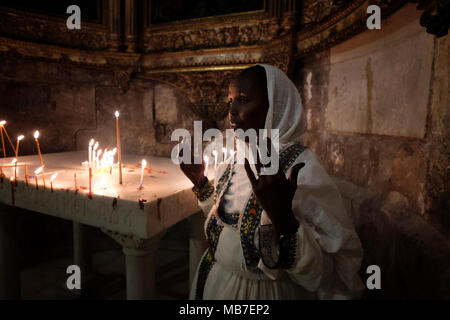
[{"xmin": 189, "ymin": 65, "xmax": 365, "ymax": 300}]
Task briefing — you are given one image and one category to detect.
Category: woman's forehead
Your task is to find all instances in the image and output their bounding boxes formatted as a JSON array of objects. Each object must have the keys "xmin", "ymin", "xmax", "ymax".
[{"xmin": 233, "ymin": 74, "xmax": 265, "ymax": 95}]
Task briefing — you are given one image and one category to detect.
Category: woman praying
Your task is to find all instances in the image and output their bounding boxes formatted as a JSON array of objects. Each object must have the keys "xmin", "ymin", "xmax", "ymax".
[{"xmin": 180, "ymin": 64, "xmax": 365, "ymax": 300}]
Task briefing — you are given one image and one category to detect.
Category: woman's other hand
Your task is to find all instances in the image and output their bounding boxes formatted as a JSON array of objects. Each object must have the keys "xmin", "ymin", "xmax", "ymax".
[
  {"xmin": 179, "ymin": 144, "xmax": 206, "ymax": 189},
  {"xmin": 244, "ymin": 139, "xmax": 304, "ymax": 237}
]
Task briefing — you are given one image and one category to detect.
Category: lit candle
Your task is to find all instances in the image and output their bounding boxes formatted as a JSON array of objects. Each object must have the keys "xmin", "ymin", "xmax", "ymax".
[
  {"xmin": 10, "ymin": 176, "xmax": 15, "ymax": 204},
  {"xmin": 212, "ymin": 150, "xmax": 218, "ymax": 180},
  {"xmin": 115, "ymin": 111, "xmax": 123, "ymax": 184},
  {"xmin": 96, "ymin": 149, "xmax": 102, "ymax": 169},
  {"xmin": 34, "ymin": 167, "xmax": 43, "ymax": 190},
  {"xmin": 0, "ymin": 120, "xmax": 6, "ymax": 158},
  {"xmin": 0, "ymin": 121, "xmax": 16, "ymax": 155},
  {"xmin": 50, "ymin": 172, "xmax": 58, "ymax": 192},
  {"xmin": 139, "ymin": 159, "xmax": 146, "ymax": 190},
  {"xmin": 93, "ymin": 142, "xmax": 98, "ymax": 169},
  {"xmin": 230, "ymin": 150, "xmax": 235, "ymax": 162},
  {"xmin": 222, "ymin": 147, "xmax": 227, "ymax": 163},
  {"xmin": 203, "ymin": 155, "xmax": 209, "ymax": 178},
  {"xmin": 33, "ymin": 130, "xmax": 46, "ymax": 188},
  {"xmin": 15, "ymin": 135, "xmax": 24, "ymax": 158},
  {"xmin": 88, "ymin": 139, "xmax": 94, "ymax": 167}
]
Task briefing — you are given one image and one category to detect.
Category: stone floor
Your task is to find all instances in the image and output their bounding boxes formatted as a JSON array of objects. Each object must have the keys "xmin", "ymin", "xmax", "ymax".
[{"xmin": 18, "ymin": 213, "xmax": 191, "ymax": 300}]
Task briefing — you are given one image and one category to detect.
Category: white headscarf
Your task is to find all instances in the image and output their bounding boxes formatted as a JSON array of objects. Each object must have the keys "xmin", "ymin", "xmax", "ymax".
[{"xmin": 258, "ymin": 64, "xmax": 307, "ymax": 145}]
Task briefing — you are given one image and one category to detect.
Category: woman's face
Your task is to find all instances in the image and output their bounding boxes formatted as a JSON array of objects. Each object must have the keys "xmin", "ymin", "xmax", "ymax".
[{"xmin": 227, "ymin": 70, "xmax": 269, "ymax": 133}]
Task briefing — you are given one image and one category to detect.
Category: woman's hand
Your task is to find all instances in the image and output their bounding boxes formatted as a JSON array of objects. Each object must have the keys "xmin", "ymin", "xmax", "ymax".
[
  {"xmin": 244, "ymin": 139, "xmax": 305, "ymax": 237},
  {"xmin": 179, "ymin": 145, "xmax": 206, "ymax": 189}
]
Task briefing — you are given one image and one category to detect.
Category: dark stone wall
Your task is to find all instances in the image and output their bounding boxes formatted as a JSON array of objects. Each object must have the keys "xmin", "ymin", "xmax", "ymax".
[{"xmin": 0, "ymin": 57, "xmax": 195, "ymax": 159}]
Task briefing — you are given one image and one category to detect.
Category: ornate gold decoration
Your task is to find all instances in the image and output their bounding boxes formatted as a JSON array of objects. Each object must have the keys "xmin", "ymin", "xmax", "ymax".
[
  {"xmin": 411, "ymin": 0, "xmax": 449, "ymax": 37},
  {"xmin": 0, "ymin": 5, "xmax": 109, "ymax": 50},
  {"xmin": 144, "ymin": 18, "xmax": 281, "ymax": 52},
  {"xmin": 3, "ymin": 0, "xmax": 441, "ymax": 118}
]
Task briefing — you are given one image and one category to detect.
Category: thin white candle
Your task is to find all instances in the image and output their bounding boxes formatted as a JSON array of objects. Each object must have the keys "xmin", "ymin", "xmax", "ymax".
[
  {"xmin": 139, "ymin": 159, "xmax": 147, "ymax": 190},
  {"xmin": 115, "ymin": 111, "xmax": 123, "ymax": 185},
  {"xmin": 15, "ymin": 135, "xmax": 24, "ymax": 158},
  {"xmin": 34, "ymin": 166, "xmax": 43, "ymax": 189},
  {"xmin": 93, "ymin": 142, "xmax": 98, "ymax": 168},
  {"xmin": 96, "ymin": 149, "xmax": 102, "ymax": 169},
  {"xmin": 212, "ymin": 150, "xmax": 218, "ymax": 180},
  {"xmin": 88, "ymin": 139, "xmax": 94, "ymax": 167},
  {"xmin": 11, "ymin": 158, "xmax": 17, "ymax": 181},
  {"xmin": 50, "ymin": 172, "xmax": 58, "ymax": 192},
  {"xmin": 203, "ymin": 155, "xmax": 209, "ymax": 179}
]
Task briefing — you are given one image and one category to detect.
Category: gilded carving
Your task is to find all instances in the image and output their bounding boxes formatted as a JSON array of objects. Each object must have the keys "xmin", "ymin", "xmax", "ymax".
[
  {"xmin": 1, "ymin": 0, "xmax": 444, "ymax": 120},
  {"xmin": 0, "ymin": 6, "xmax": 108, "ymax": 50},
  {"xmin": 144, "ymin": 19, "xmax": 281, "ymax": 52},
  {"xmin": 142, "ymin": 70, "xmax": 239, "ymax": 120}
]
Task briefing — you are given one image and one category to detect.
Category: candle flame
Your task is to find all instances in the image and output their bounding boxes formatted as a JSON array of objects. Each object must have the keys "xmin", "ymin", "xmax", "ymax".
[
  {"xmin": 89, "ymin": 139, "xmax": 94, "ymax": 147},
  {"xmin": 50, "ymin": 172, "xmax": 58, "ymax": 181},
  {"xmin": 34, "ymin": 167, "xmax": 43, "ymax": 175},
  {"xmin": 11, "ymin": 158, "xmax": 17, "ymax": 164},
  {"xmin": 203, "ymin": 155, "xmax": 209, "ymax": 163},
  {"xmin": 17, "ymin": 135, "xmax": 24, "ymax": 141},
  {"xmin": 0, "ymin": 120, "xmax": 5, "ymax": 126},
  {"xmin": 212, "ymin": 150, "xmax": 218, "ymax": 156},
  {"xmin": 97, "ymin": 149, "xmax": 102, "ymax": 156},
  {"xmin": 10, "ymin": 176, "xmax": 14, "ymax": 182},
  {"xmin": 222, "ymin": 147, "xmax": 227, "ymax": 153},
  {"xmin": 142, "ymin": 159, "xmax": 147, "ymax": 168},
  {"xmin": 115, "ymin": 111, "xmax": 119, "ymax": 118},
  {"xmin": 34, "ymin": 130, "xmax": 39, "ymax": 139},
  {"xmin": 112, "ymin": 148, "xmax": 117, "ymax": 155},
  {"xmin": 93, "ymin": 142, "xmax": 99, "ymax": 151}
]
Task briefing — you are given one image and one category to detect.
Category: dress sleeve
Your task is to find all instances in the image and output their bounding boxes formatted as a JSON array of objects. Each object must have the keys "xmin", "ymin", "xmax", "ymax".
[
  {"xmin": 192, "ymin": 179, "xmax": 215, "ymax": 216},
  {"xmin": 258, "ymin": 149, "xmax": 364, "ymax": 298},
  {"xmin": 282, "ymin": 221, "xmax": 324, "ymax": 292},
  {"xmin": 257, "ymin": 219, "xmax": 324, "ymax": 292},
  {"xmin": 288, "ymin": 149, "xmax": 364, "ymax": 298}
]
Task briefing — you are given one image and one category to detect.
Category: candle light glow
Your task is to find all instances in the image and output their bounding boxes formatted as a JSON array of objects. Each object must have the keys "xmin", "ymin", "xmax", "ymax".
[
  {"xmin": 50, "ymin": 172, "xmax": 58, "ymax": 192},
  {"xmin": 0, "ymin": 120, "xmax": 16, "ymax": 155},
  {"xmin": 33, "ymin": 130, "xmax": 46, "ymax": 188},
  {"xmin": 204, "ymin": 155, "xmax": 209, "ymax": 178},
  {"xmin": 139, "ymin": 159, "xmax": 146, "ymax": 190},
  {"xmin": 115, "ymin": 110, "xmax": 123, "ymax": 185},
  {"xmin": 15, "ymin": 135, "xmax": 24, "ymax": 158},
  {"xmin": 0, "ymin": 120, "xmax": 5, "ymax": 158}
]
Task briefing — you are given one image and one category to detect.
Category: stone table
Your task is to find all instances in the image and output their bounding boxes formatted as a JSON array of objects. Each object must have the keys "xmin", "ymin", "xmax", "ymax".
[{"xmin": 0, "ymin": 151, "xmax": 205, "ymax": 299}]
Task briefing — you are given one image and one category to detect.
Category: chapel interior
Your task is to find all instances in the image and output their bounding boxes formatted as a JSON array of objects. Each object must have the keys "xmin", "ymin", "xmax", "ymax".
[{"xmin": 0, "ymin": 0, "xmax": 448, "ymax": 300}]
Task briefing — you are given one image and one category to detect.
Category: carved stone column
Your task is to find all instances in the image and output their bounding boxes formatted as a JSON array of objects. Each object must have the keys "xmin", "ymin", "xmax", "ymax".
[
  {"xmin": 124, "ymin": 0, "xmax": 137, "ymax": 52},
  {"xmin": 102, "ymin": 229, "xmax": 166, "ymax": 300},
  {"xmin": 72, "ymin": 222, "xmax": 94, "ymax": 296},
  {"xmin": 0, "ymin": 204, "xmax": 20, "ymax": 299},
  {"xmin": 108, "ymin": 0, "xmax": 122, "ymax": 51}
]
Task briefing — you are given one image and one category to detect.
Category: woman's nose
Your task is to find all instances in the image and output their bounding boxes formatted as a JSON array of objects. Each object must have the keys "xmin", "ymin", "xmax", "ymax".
[{"xmin": 228, "ymin": 99, "xmax": 238, "ymax": 116}]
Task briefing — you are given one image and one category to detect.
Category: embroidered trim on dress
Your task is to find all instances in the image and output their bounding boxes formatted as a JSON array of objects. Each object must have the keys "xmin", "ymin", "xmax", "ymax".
[
  {"xmin": 194, "ymin": 215, "xmax": 223, "ymax": 300},
  {"xmin": 240, "ymin": 144, "xmax": 306, "ymax": 270},
  {"xmin": 192, "ymin": 179, "xmax": 214, "ymax": 202},
  {"xmin": 194, "ymin": 143, "xmax": 306, "ymax": 298},
  {"xmin": 280, "ymin": 232, "xmax": 298, "ymax": 270}
]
